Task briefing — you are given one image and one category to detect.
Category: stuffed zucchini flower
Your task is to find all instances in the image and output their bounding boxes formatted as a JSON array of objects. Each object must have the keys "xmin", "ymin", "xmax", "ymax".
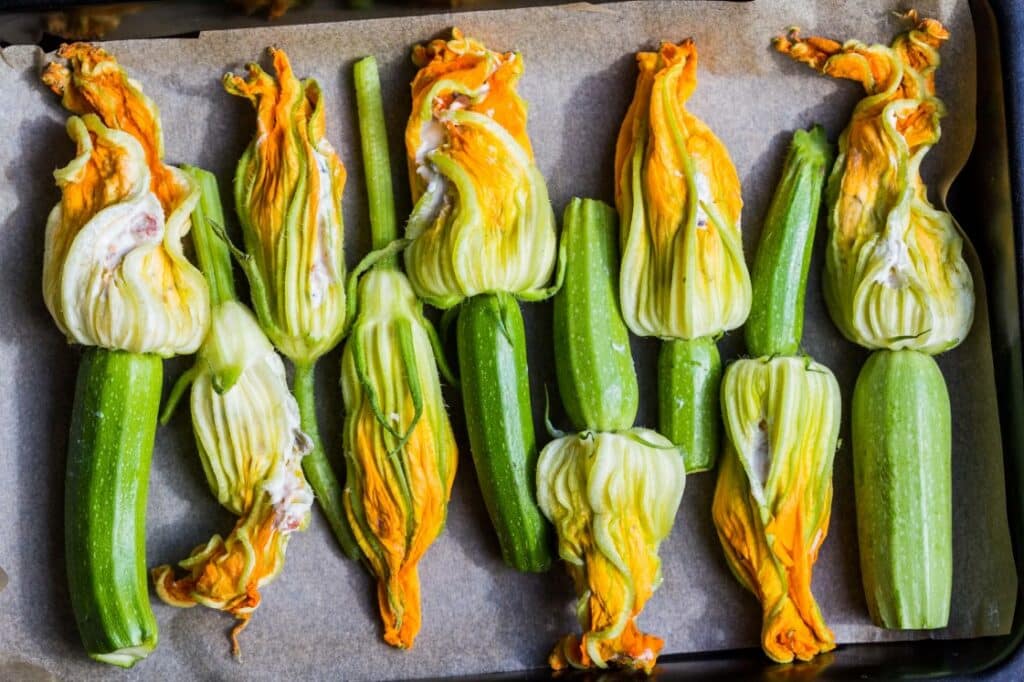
[
  {"xmin": 341, "ymin": 268, "xmax": 457, "ymax": 649},
  {"xmin": 775, "ymin": 14, "xmax": 973, "ymax": 353},
  {"xmin": 712, "ymin": 357, "xmax": 840, "ymax": 663},
  {"xmin": 153, "ymin": 303, "xmax": 312, "ymax": 637},
  {"xmin": 153, "ymin": 169, "xmax": 312, "ymax": 655},
  {"xmin": 224, "ymin": 48, "xmax": 348, "ymax": 364},
  {"xmin": 537, "ymin": 429, "xmax": 685, "ymax": 673},
  {"xmin": 41, "ymin": 44, "xmax": 208, "ymax": 356},
  {"xmin": 403, "ymin": 28, "xmax": 557, "ymax": 308},
  {"xmin": 615, "ymin": 39, "xmax": 751, "ymax": 341},
  {"xmin": 41, "ymin": 43, "xmax": 207, "ymax": 667},
  {"xmin": 225, "ymin": 48, "xmax": 360, "ymax": 561}
]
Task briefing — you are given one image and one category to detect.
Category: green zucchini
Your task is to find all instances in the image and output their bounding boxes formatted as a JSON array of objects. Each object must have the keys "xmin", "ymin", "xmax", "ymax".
[
  {"xmin": 553, "ymin": 198, "xmax": 637, "ymax": 433},
  {"xmin": 745, "ymin": 125, "xmax": 833, "ymax": 357},
  {"xmin": 659, "ymin": 337, "xmax": 722, "ymax": 473},
  {"xmin": 66, "ymin": 348, "xmax": 161, "ymax": 667},
  {"xmin": 457, "ymin": 293, "xmax": 553, "ymax": 572},
  {"xmin": 852, "ymin": 349, "xmax": 952, "ymax": 629}
]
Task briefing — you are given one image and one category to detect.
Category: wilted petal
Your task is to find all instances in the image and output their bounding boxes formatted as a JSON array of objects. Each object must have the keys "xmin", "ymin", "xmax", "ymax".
[
  {"xmin": 43, "ymin": 114, "xmax": 208, "ymax": 356},
  {"xmin": 775, "ymin": 15, "xmax": 973, "ymax": 353},
  {"xmin": 712, "ymin": 357, "xmax": 840, "ymax": 663},
  {"xmin": 341, "ymin": 269, "xmax": 457, "ymax": 648},
  {"xmin": 225, "ymin": 48, "xmax": 348, "ymax": 363},
  {"xmin": 42, "ymin": 42, "xmax": 189, "ymax": 215},
  {"xmin": 537, "ymin": 429, "xmax": 685, "ymax": 673},
  {"xmin": 153, "ymin": 301, "xmax": 313, "ymax": 649}
]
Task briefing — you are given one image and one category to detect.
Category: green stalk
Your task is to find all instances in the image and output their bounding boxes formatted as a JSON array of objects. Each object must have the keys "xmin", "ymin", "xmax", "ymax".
[
  {"xmin": 182, "ymin": 166, "xmax": 237, "ymax": 306},
  {"xmin": 294, "ymin": 360, "xmax": 361, "ymax": 560},
  {"xmin": 159, "ymin": 166, "xmax": 235, "ymax": 425},
  {"xmin": 354, "ymin": 56, "xmax": 397, "ymax": 259}
]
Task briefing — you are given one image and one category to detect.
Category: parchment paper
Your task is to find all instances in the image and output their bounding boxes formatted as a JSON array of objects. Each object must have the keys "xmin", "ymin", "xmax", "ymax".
[{"xmin": 0, "ymin": 1, "xmax": 1016, "ymax": 679}]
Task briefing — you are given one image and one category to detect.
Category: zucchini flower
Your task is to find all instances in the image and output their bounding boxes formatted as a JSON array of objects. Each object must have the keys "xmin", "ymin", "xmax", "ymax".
[
  {"xmin": 231, "ymin": 0, "xmax": 300, "ymax": 19},
  {"xmin": 403, "ymin": 28, "xmax": 557, "ymax": 308},
  {"xmin": 153, "ymin": 303, "xmax": 313, "ymax": 651},
  {"xmin": 41, "ymin": 44, "xmax": 208, "ymax": 356},
  {"xmin": 152, "ymin": 169, "xmax": 312, "ymax": 654},
  {"xmin": 615, "ymin": 39, "xmax": 751, "ymax": 341},
  {"xmin": 225, "ymin": 48, "xmax": 360, "ymax": 561},
  {"xmin": 537, "ymin": 429, "xmax": 685, "ymax": 673},
  {"xmin": 774, "ymin": 14, "xmax": 973, "ymax": 353},
  {"xmin": 342, "ymin": 269, "xmax": 457, "ymax": 649},
  {"xmin": 712, "ymin": 357, "xmax": 840, "ymax": 663},
  {"xmin": 224, "ymin": 47, "xmax": 347, "ymax": 365}
]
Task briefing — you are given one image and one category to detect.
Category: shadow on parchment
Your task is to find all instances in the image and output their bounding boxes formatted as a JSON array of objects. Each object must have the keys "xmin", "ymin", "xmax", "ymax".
[
  {"xmin": 554, "ymin": 51, "xmax": 634, "ymax": 210},
  {"xmin": 6, "ymin": 108, "xmax": 80, "ymax": 657}
]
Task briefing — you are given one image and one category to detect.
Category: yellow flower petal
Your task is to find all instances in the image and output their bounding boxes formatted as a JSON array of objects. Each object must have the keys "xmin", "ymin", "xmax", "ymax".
[
  {"xmin": 225, "ymin": 48, "xmax": 348, "ymax": 363},
  {"xmin": 341, "ymin": 269, "xmax": 457, "ymax": 648},
  {"xmin": 43, "ymin": 114, "xmax": 208, "ymax": 355},
  {"xmin": 775, "ymin": 15, "xmax": 973, "ymax": 352},
  {"xmin": 537, "ymin": 429, "xmax": 684, "ymax": 673},
  {"xmin": 154, "ymin": 301, "xmax": 313, "ymax": 652},
  {"xmin": 403, "ymin": 29, "xmax": 557, "ymax": 307},
  {"xmin": 615, "ymin": 40, "xmax": 751, "ymax": 340},
  {"xmin": 713, "ymin": 357, "xmax": 840, "ymax": 663}
]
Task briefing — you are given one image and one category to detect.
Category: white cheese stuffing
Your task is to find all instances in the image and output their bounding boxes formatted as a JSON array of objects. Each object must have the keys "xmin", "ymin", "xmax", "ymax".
[
  {"xmin": 102, "ymin": 210, "xmax": 161, "ymax": 270},
  {"xmin": 873, "ymin": 230, "xmax": 912, "ymax": 288},
  {"xmin": 308, "ymin": 149, "xmax": 338, "ymax": 307}
]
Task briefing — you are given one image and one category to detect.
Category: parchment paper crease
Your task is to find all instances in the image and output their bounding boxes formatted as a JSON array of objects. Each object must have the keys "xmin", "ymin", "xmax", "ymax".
[{"xmin": 0, "ymin": 1, "xmax": 1016, "ymax": 679}]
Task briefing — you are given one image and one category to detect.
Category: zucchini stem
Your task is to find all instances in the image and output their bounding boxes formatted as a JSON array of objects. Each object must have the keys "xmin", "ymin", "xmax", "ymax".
[
  {"xmin": 293, "ymin": 360, "xmax": 362, "ymax": 560},
  {"xmin": 159, "ymin": 365, "xmax": 199, "ymax": 425},
  {"xmin": 354, "ymin": 56, "xmax": 397, "ymax": 259},
  {"xmin": 182, "ymin": 165, "xmax": 236, "ymax": 307}
]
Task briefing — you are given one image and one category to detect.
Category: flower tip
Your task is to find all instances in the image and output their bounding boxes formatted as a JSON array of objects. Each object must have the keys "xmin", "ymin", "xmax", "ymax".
[
  {"xmin": 55, "ymin": 41, "xmax": 88, "ymax": 60},
  {"xmin": 150, "ymin": 564, "xmax": 198, "ymax": 609},
  {"xmin": 378, "ymin": 571, "xmax": 423, "ymax": 650},
  {"xmin": 269, "ymin": 45, "xmax": 292, "ymax": 69},
  {"xmin": 658, "ymin": 37, "xmax": 697, "ymax": 64},
  {"xmin": 230, "ymin": 616, "xmax": 252, "ymax": 660},
  {"xmin": 411, "ymin": 43, "xmax": 428, "ymax": 67},
  {"xmin": 41, "ymin": 61, "xmax": 70, "ymax": 96}
]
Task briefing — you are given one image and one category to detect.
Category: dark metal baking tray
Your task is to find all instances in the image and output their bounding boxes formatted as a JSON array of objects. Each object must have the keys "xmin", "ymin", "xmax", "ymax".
[{"xmin": 2, "ymin": 1, "xmax": 1021, "ymax": 679}]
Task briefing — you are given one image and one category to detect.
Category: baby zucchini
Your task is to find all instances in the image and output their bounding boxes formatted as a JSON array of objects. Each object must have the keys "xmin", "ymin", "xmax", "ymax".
[
  {"xmin": 745, "ymin": 125, "xmax": 833, "ymax": 357},
  {"xmin": 458, "ymin": 293, "xmax": 553, "ymax": 572},
  {"xmin": 554, "ymin": 198, "xmax": 638, "ymax": 433},
  {"xmin": 65, "ymin": 348, "xmax": 161, "ymax": 667},
  {"xmin": 852, "ymin": 349, "xmax": 952, "ymax": 628}
]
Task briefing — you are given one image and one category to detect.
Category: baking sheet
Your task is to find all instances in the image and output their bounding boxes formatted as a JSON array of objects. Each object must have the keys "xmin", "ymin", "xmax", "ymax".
[{"xmin": 0, "ymin": 1, "xmax": 1016, "ymax": 679}]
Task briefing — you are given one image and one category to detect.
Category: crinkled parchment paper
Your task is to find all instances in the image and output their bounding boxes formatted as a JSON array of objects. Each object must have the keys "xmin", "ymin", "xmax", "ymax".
[{"xmin": 0, "ymin": 1, "xmax": 1016, "ymax": 679}]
